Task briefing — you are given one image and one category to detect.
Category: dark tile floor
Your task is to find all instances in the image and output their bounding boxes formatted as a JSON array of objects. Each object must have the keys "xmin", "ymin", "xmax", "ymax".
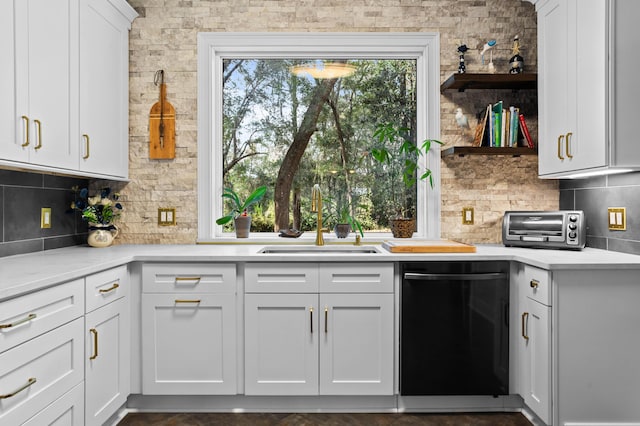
[{"xmin": 118, "ymin": 412, "xmax": 533, "ymax": 425}]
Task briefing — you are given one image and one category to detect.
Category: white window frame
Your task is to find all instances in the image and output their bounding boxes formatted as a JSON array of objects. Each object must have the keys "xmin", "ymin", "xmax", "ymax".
[{"xmin": 197, "ymin": 32, "xmax": 441, "ymax": 241}]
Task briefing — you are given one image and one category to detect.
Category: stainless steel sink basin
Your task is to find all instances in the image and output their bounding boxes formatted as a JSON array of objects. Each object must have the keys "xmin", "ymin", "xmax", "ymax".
[{"xmin": 258, "ymin": 245, "xmax": 380, "ymax": 254}]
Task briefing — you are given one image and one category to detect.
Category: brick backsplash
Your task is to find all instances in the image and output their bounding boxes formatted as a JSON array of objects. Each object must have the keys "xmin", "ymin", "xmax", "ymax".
[{"xmin": 118, "ymin": 0, "xmax": 558, "ymax": 245}]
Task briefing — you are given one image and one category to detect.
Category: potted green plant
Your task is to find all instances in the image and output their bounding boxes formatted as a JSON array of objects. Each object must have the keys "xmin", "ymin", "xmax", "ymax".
[
  {"xmin": 326, "ymin": 196, "xmax": 364, "ymax": 239},
  {"xmin": 371, "ymin": 122, "xmax": 442, "ymax": 238},
  {"xmin": 216, "ymin": 185, "xmax": 267, "ymax": 238}
]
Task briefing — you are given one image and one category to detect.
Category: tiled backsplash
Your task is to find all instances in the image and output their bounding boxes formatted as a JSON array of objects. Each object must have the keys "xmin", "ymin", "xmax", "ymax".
[
  {"xmin": 560, "ymin": 171, "xmax": 640, "ymax": 255},
  {"xmin": 0, "ymin": 170, "xmax": 88, "ymax": 258}
]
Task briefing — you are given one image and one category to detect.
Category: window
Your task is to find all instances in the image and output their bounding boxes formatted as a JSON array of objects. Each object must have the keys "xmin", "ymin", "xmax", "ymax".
[{"xmin": 197, "ymin": 33, "xmax": 441, "ymax": 240}]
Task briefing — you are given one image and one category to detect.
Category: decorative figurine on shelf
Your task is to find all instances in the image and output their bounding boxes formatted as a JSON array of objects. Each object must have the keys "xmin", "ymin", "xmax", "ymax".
[
  {"xmin": 509, "ymin": 34, "xmax": 524, "ymax": 74},
  {"xmin": 457, "ymin": 44, "xmax": 469, "ymax": 74},
  {"xmin": 480, "ymin": 39, "xmax": 497, "ymax": 73}
]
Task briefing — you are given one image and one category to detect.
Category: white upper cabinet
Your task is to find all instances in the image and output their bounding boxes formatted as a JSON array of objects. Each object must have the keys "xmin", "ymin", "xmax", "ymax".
[
  {"xmin": 79, "ymin": 0, "xmax": 136, "ymax": 178},
  {"xmin": 0, "ymin": 0, "xmax": 135, "ymax": 179},
  {"xmin": 537, "ymin": 0, "xmax": 640, "ymax": 178},
  {"xmin": 10, "ymin": 0, "xmax": 79, "ymax": 170}
]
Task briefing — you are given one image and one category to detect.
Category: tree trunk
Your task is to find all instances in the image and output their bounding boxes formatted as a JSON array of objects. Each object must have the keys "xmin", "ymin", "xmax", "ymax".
[{"xmin": 274, "ymin": 78, "xmax": 338, "ymax": 230}]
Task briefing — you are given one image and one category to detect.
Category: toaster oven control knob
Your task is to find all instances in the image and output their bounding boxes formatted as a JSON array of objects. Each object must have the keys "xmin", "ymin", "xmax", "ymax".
[
  {"xmin": 569, "ymin": 215, "xmax": 578, "ymax": 222},
  {"xmin": 569, "ymin": 231, "xmax": 577, "ymax": 239},
  {"xmin": 568, "ymin": 223, "xmax": 577, "ymax": 230}
]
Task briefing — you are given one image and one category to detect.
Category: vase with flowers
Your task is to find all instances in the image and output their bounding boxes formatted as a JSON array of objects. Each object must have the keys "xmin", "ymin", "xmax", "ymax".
[{"xmin": 71, "ymin": 187, "xmax": 123, "ymax": 247}]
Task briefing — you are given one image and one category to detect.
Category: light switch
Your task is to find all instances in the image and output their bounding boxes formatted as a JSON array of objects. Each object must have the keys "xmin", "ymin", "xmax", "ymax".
[
  {"xmin": 462, "ymin": 207, "xmax": 474, "ymax": 225},
  {"xmin": 41, "ymin": 208, "xmax": 52, "ymax": 229},
  {"xmin": 607, "ymin": 207, "xmax": 626, "ymax": 230},
  {"xmin": 158, "ymin": 208, "xmax": 176, "ymax": 226}
]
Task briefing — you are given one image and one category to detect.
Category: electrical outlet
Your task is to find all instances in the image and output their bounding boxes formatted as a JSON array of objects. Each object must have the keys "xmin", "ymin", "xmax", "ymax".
[
  {"xmin": 158, "ymin": 208, "xmax": 176, "ymax": 226},
  {"xmin": 608, "ymin": 207, "xmax": 626, "ymax": 230},
  {"xmin": 462, "ymin": 207, "xmax": 474, "ymax": 225},
  {"xmin": 41, "ymin": 208, "xmax": 52, "ymax": 229}
]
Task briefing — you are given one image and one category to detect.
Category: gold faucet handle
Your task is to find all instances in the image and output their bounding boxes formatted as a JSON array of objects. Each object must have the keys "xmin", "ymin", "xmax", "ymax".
[{"xmin": 354, "ymin": 235, "xmax": 361, "ymax": 246}]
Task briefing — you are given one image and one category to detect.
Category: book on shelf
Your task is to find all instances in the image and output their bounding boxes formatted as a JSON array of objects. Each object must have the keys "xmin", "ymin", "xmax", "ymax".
[
  {"xmin": 473, "ymin": 101, "xmax": 535, "ymax": 149},
  {"xmin": 519, "ymin": 113, "xmax": 535, "ymax": 148}
]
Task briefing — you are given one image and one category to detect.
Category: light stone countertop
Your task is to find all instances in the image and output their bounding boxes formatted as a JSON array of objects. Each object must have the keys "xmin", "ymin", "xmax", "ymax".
[{"xmin": 1, "ymin": 243, "xmax": 640, "ymax": 302}]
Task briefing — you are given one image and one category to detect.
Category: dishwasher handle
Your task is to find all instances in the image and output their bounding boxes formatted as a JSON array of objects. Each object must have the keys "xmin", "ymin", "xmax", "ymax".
[{"xmin": 404, "ymin": 272, "xmax": 507, "ymax": 281}]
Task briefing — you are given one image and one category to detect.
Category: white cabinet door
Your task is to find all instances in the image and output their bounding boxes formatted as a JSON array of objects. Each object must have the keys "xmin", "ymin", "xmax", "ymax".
[
  {"xmin": 319, "ymin": 293, "xmax": 393, "ymax": 395},
  {"xmin": 22, "ymin": 382, "xmax": 84, "ymax": 426},
  {"xmin": 0, "ymin": 0, "xmax": 16, "ymax": 153},
  {"xmin": 142, "ymin": 293, "xmax": 237, "ymax": 395},
  {"xmin": 519, "ymin": 297, "xmax": 551, "ymax": 425},
  {"xmin": 244, "ymin": 293, "xmax": 318, "ymax": 395},
  {"xmin": 12, "ymin": 0, "xmax": 78, "ymax": 169},
  {"xmin": 85, "ymin": 297, "xmax": 130, "ymax": 426},
  {"xmin": 79, "ymin": 0, "xmax": 132, "ymax": 178}
]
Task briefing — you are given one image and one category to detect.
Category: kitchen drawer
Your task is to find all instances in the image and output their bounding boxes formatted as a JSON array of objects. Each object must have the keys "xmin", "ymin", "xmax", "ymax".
[
  {"xmin": 522, "ymin": 264, "xmax": 551, "ymax": 306},
  {"xmin": 0, "ymin": 318, "xmax": 84, "ymax": 426},
  {"xmin": 142, "ymin": 263, "xmax": 236, "ymax": 294},
  {"xmin": 0, "ymin": 279, "xmax": 84, "ymax": 354},
  {"xmin": 245, "ymin": 263, "xmax": 319, "ymax": 293},
  {"xmin": 85, "ymin": 265, "xmax": 128, "ymax": 313},
  {"xmin": 319, "ymin": 263, "xmax": 394, "ymax": 293},
  {"xmin": 22, "ymin": 382, "xmax": 84, "ymax": 426}
]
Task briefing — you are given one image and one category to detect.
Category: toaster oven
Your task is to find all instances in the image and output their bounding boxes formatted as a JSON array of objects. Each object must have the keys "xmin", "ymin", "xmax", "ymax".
[{"xmin": 502, "ymin": 210, "xmax": 585, "ymax": 250}]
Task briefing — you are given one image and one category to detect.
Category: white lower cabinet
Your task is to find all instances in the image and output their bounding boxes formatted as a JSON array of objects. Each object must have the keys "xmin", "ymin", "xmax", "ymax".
[
  {"xmin": 22, "ymin": 382, "xmax": 85, "ymax": 426},
  {"xmin": 141, "ymin": 263, "xmax": 237, "ymax": 395},
  {"xmin": 516, "ymin": 264, "xmax": 552, "ymax": 425},
  {"xmin": 244, "ymin": 263, "xmax": 394, "ymax": 396},
  {"xmin": 0, "ymin": 318, "xmax": 84, "ymax": 426},
  {"xmin": 85, "ymin": 297, "xmax": 129, "ymax": 426}
]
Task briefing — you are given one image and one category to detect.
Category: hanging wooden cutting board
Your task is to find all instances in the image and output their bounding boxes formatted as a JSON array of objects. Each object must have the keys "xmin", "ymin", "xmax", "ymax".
[{"xmin": 149, "ymin": 70, "xmax": 175, "ymax": 159}]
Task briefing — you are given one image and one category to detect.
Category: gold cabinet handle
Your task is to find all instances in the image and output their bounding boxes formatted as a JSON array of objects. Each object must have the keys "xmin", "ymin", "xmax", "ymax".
[
  {"xmin": 82, "ymin": 134, "xmax": 90, "ymax": 159},
  {"xmin": 324, "ymin": 306, "xmax": 328, "ymax": 333},
  {"xmin": 99, "ymin": 283, "xmax": 119, "ymax": 293},
  {"xmin": 33, "ymin": 119, "xmax": 42, "ymax": 150},
  {"xmin": 530, "ymin": 279, "xmax": 539, "ymax": 289},
  {"xmin": 565, "ymin": 132, "xmax": 573, "ymax": 159},
  {"xmin": 310, "ymin": 307, "xmax": 313, "ymax": 334},
  {"xmin": 0, "ymin": 313, "xmax": 37, "ymax": 329},
  {"xmin": 89, "ymin": 328, "xmax": 98, "ymax": 360},
  {"xmin": 0, "ymin": 377, "xmax": 37, "ymax": 399},
  {"xmin": 557, "ymin": 134, "xmax": 565, "ymax": 160},
  {"xmin": 174, "ymin": 299, "xmax": 201, "ymax": 304},
  {"xmin": 175, "ymin": 276, "xmax": 201, "ymax": 283},
  {"xmin": 521, "ymin": 312, "xmax": 529, "ymax": 341},
  {"xmin": 21, "ymin": 115, "xmax": 30, "ymax": 147}
]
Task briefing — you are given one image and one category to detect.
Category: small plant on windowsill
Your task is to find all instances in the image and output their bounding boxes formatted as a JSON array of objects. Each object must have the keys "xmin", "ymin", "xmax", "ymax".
[
  {"xmin": 216, "ymin": 186, "xmax": 267, "ymax": 238},
  {"xmin": 371, "ymin": 122, "xmax": 442, "ymax": 238},
  {"xmin": 325, "ymin": 195, "xmax": 364, "ymax": 239}
]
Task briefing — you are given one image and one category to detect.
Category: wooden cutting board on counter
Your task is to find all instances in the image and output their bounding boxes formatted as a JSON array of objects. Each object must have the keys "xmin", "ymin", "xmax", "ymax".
[{"xmin": 382, "ymin": 239, "xmax": 476, "ymax": 253}]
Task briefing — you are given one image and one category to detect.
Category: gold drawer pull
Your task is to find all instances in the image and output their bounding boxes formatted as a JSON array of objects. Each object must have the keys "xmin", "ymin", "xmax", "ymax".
[
  {"xmin": 324, "ymin": 306, "xmax": 328, "ymax": 333},
  {"xmin": 530, "ymin": 279, "xmax": 539, "ymax": 289},
  {"xmin": 0, "ymin": 377, "xmax": 37, "ymax": 399},
  {"xmin": 21, "ymin": 115, "xmax": 30, "ymax": 147},
  {"xmin": 82, "ymin": 134, "xmax": 90, "ymax": 159},
  {"xmin": 175, "ymin": 299, "xmax": 201, "ymax": 304},
  {"xmin": 0, "ymin": 313, "xmax": 37, "ymax": 329},
  {"xmin": 33, "ymin": 119, "xmax": 42, "ymax": 150},
  {"xmin": 557, "ymin": 134, "xmax": 565, "ymax": 160},
  {"xmin": 90, "ymin": 328, "xmax": 98, "ymax": 360},
  {"xmin": 175, "ymin": 276, "xmax": 201, "ymax": 283},
  {"xmin": 521, "ymin": 312, "xmax": 529, "ymax": 341},
  {"xmin": 99, "ymin": 283, "xmax": 120, "ymax": 293},
  {"xmin": 565, "ymin": 132, "xmax": 574, "ymax": 159}
]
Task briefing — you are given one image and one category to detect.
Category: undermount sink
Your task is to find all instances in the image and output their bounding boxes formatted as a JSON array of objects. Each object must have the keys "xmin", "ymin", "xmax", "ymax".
[{"xmin": 258, "ymin": 245, "xmax": 380, "ymax": 254}]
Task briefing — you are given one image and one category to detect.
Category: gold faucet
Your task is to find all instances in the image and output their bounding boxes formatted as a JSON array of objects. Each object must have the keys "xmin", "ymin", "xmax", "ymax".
[{"xmin": 310, "ymin": 184, "xmax": 324, "ymax": 246}]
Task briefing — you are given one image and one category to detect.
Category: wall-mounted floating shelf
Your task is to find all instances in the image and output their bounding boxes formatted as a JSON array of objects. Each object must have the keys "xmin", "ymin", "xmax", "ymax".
[
  {"xmin": 440, "ymin": 73, "xmax": 537, "ymax": 93},
  {"xmin": 441, "ymin": 146, "xmax": 538, "ymax": 157}
]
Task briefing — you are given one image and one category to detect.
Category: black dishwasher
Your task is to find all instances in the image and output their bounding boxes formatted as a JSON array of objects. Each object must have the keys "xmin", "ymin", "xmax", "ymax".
[{"xmin": 400, "ymin": 261, "xmax": 509, "ymax": 396}]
